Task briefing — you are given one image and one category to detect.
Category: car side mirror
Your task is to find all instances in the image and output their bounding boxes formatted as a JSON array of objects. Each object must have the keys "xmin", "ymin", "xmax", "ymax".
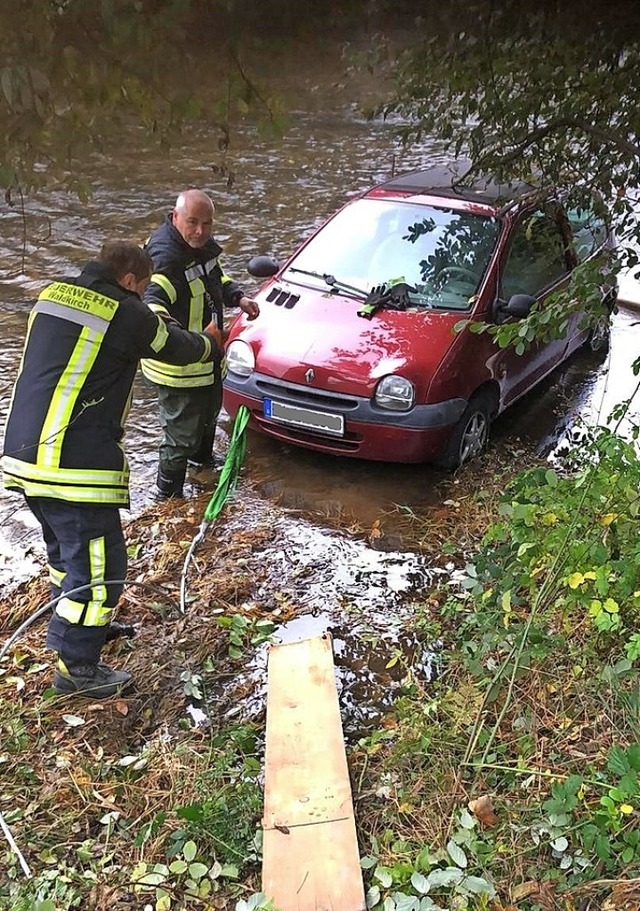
[
  {"xmin": 505, "ymin": 293, "xmax": 536, "ymax": 319},
  {"xmin": 247, "ymin": 255, "xmax": 279, "ymax": 278}
]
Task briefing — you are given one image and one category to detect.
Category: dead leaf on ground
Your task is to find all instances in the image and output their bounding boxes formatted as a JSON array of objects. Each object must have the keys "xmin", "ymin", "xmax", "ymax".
[
  {"xmin": 511, "ymin": 881, "xmax": 541, "ymax": 902},
  {"xmin": 610, "ymin": 878, "xmax": 640, "ymax": 907},
  {"xmin": 469, "ymin": 794, "xmax": 498, "ymax": 827}
]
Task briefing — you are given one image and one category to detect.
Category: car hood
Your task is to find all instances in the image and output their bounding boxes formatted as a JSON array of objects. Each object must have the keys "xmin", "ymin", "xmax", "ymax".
[{"xmin": 229, "ymin": 283, "xmax": 468, "ymax": 397}]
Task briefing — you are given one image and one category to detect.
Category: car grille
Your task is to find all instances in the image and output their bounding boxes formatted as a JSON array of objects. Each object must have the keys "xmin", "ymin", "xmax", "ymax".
[
  {"xmin": 252, "ymin": 376, "xmax": 363, "ymax": 451},
  {"xmin": 254, "ymin": 378, "xmax": 360, "ymax": 412}
]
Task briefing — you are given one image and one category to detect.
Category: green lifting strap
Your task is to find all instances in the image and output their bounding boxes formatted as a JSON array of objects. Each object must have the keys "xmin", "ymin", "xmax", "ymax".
[
  {"xmin": 203, "ymin": 404, "xmax": 250, "ymax": 522},
  {"xmin": 179, "ymin": 404, "xmax": 251, "ymax": 613}
]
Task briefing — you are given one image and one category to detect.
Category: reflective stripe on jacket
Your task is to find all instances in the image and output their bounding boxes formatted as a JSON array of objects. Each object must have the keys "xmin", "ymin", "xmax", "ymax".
[
  {"xmin": 2, "ymin": 261, "xmax": 213, "ymax": 506},
  {"xmin": 140, "ymin": 216, "xmax": 243, "ymax": 388}
]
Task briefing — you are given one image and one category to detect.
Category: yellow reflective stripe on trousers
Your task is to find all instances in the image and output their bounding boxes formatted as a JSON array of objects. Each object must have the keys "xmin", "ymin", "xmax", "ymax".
[
  {"xmin": 56, "ymin": 597, "xmax": 113, "ymax": 626},
  {"xmin": 55, "ymin": 535, "xmax": 112, "ymax": 628},
  {"xmin": 38, "ymin": 326, "xmax": 103, "ymax": 469},
  {"xmin": 48, "ymin": 564, "xmax": 66, "ymax": 588},
  {"xmin": 85, "ymin": 535, "xmax": 110, "ymax": 625}
]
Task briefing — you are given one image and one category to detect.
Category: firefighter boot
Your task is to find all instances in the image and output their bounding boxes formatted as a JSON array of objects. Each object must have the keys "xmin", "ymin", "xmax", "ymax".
[
  {"xmin": 187, "ymin": 427, "xmax": 217, "ymax": 468},
  {"xmin": 156, "ymin": 465, "xmax": 185, "ymax": 498},
  {"xmin": 53, "ymin": 658, "xmax": 133, "ymax": 698}
]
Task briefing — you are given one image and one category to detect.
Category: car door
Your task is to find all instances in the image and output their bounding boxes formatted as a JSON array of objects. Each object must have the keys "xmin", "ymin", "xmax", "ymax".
[
  {"xmin": 491, "ymin": 203, "xmax": 575, "ymax": 408},
  {"xmin": 562, "ymin": 200, "xmax": 615, "ymax": 355}
]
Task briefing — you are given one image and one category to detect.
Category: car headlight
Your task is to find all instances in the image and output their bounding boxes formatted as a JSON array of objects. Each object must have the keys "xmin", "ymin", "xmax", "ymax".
[
  {"xmin": 374, "ymin": 375, "xmax": 415, "ymax": 411},
  {"xmin": 226, "ymin": 340, "xmax": 255, "ymax": 377}
]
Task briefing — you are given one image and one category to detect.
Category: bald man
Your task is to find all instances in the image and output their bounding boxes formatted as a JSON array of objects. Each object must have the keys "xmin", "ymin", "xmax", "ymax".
[{"xmin": 141, "ymin": 189, "xmax": 259, "ymax": 497}]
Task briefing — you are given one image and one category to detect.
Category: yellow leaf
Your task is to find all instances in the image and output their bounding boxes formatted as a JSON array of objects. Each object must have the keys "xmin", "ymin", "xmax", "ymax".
[
  {"xmin": 600, "ymin": 513, "xmax": 617, "ymax": 526},
  {"xmin": 567, "ymin": 572, "xmax": 585, "ymax": 589},
  {"xmin": 620, "ymin": 804, "xmax": 634, "ymax": 815}
]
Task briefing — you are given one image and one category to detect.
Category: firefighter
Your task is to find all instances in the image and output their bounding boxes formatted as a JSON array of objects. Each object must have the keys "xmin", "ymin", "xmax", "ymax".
[
  {"xmin": 141, "ymin": 188, "xmax": 259, "ymax": 498},
  {"xmin": 1, "ymin": 241, "xmax": 224, "ymax": 698}
]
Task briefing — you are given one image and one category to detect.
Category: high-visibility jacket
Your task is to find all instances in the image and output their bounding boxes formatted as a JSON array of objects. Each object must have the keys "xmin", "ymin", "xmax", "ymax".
[
  {"xmin": 140, "ymin": 216, "xmax": 244, "ymax": 388},
  {"xmin": 2, "ymin": 260, "xmax": 215, "ymax": 507}
]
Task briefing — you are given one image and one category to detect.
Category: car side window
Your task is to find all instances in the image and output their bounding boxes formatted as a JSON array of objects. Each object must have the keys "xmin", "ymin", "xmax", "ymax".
[
  {"xmin": 566, "ymin": 205, "xmax": 609, "ymax": 262},
  {"xmin": 501, "ymin": 208, "xmax": 571, "ymax": 301}
]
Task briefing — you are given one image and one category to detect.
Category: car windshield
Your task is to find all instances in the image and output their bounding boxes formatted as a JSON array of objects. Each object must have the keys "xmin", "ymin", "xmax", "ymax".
[{"xmin": 281, "ymin": 198, "xmax": 500, "ymax": 310}]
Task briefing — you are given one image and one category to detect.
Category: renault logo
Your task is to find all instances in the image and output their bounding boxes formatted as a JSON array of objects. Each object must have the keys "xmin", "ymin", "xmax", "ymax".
[{"xmin": 305, "ymin": 368, "xmax": 315, "ymax": 383}]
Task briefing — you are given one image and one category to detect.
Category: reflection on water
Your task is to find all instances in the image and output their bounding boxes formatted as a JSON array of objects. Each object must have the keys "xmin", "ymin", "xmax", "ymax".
[
  {"xmin": 1, "ymin": 47, "xmax": 640, "ymax": 595},
  {"xmin": 0, "ymin": 68, "xmax": 450, "ymax": 590}
]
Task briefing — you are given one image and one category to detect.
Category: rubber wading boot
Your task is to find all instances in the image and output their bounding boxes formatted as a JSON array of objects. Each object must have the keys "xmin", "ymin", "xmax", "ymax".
[
  {"xmin": 187, "ymin": 429, "xmax": 216, "ymax": 468},
  {"xmin": 156, "ymin": 466, "xmax": 185, "ymax": 498},
  {"xmin": 53, "ymin": 658, "xmax": 133, "ymax": 698}
]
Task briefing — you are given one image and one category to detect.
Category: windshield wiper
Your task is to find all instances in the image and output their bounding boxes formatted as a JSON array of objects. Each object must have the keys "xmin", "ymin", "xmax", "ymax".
[{"xmin": 287, "ymin": 267, "xmax": 368, "ymax": 299}]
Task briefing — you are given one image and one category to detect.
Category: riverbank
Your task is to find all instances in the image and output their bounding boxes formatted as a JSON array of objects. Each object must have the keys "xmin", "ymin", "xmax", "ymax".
[
  {"xmin": 0, "ymin": 448, "xmax": 516, "ymax": 910},
  {"xmin": 3, "ymin": 428, "xmax": 638, "ymax": 910}
]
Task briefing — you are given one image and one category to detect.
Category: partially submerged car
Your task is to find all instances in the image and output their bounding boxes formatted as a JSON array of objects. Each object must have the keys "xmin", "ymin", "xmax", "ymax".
[{"xmin": 223, "ymin": 164, "xmax": 615, "ymax": 468}]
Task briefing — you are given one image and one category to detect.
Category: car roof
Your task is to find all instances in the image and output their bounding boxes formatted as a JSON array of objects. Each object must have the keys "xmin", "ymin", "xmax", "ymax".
[{"xmin": 373, "ymin": 163, "xmax": 541, "ymax": 209}]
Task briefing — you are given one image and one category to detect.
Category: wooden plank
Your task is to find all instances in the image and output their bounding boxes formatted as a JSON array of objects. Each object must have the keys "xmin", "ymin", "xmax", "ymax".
[{"xmin": 262, "ymin": 634, "xmax": 365, "ymax": 911}]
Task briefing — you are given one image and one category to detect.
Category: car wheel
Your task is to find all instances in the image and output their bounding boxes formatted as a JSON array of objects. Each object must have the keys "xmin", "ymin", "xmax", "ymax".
[
  {"xmin": 588, "ymin": 312, "xmax": 611, "ymax": 355},
  {"xmin": 434, "ymin": 392, "xmax": 493, "ymax": 471}
]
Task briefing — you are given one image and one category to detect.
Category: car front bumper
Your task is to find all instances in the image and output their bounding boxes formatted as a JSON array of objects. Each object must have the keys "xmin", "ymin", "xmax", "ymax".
[{"xmin": 223, "ymin": 372, "xmax": 468, "ymax": 463}]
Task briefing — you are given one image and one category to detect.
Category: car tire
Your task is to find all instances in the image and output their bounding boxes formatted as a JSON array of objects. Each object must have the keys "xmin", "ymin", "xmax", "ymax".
[{"xmin": 434, "ymin": 391, "xmax": 494, "ymax": 471}]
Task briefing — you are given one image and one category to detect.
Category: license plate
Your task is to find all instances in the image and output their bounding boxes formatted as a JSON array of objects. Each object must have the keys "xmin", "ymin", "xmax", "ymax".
[{"xmin": 263, "ymin": 398, "xmax": 345, "ymax": 437}]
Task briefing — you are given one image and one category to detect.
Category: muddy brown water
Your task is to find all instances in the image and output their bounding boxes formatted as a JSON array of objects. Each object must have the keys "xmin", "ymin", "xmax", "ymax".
[{"xmin": 1, "ymin": 54, "xmax": 639, "ymax": 726}]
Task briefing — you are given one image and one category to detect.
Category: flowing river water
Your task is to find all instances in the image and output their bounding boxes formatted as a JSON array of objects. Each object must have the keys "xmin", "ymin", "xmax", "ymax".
[{"xmin": 1, "ymin": 47, "xmax": 640, "ymax": 723}]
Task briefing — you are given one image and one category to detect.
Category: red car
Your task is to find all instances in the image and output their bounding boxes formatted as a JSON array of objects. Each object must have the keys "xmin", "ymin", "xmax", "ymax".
[{"xmin": 223, "ymin": 165, "xmax": 615, "ymax": 468}]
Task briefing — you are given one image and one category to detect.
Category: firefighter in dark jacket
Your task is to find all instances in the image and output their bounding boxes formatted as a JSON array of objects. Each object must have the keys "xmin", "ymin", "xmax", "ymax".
[
  {"xmin": 1, "ymin": 241, "xmax": 223, "ymax": 698},
  {"xmin": 141, "ymin": 188, "xmax": 259, "ymax": 498}
]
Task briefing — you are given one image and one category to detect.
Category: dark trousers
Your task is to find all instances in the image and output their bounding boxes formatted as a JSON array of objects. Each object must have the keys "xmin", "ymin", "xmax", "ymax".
[
  {"xmin": 26, "ymin": 496, "xmax": 127, "ymax": 666},
  {"xmin": 154, "ymin": 370, "xmax": 223, "ymax": 478}
]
